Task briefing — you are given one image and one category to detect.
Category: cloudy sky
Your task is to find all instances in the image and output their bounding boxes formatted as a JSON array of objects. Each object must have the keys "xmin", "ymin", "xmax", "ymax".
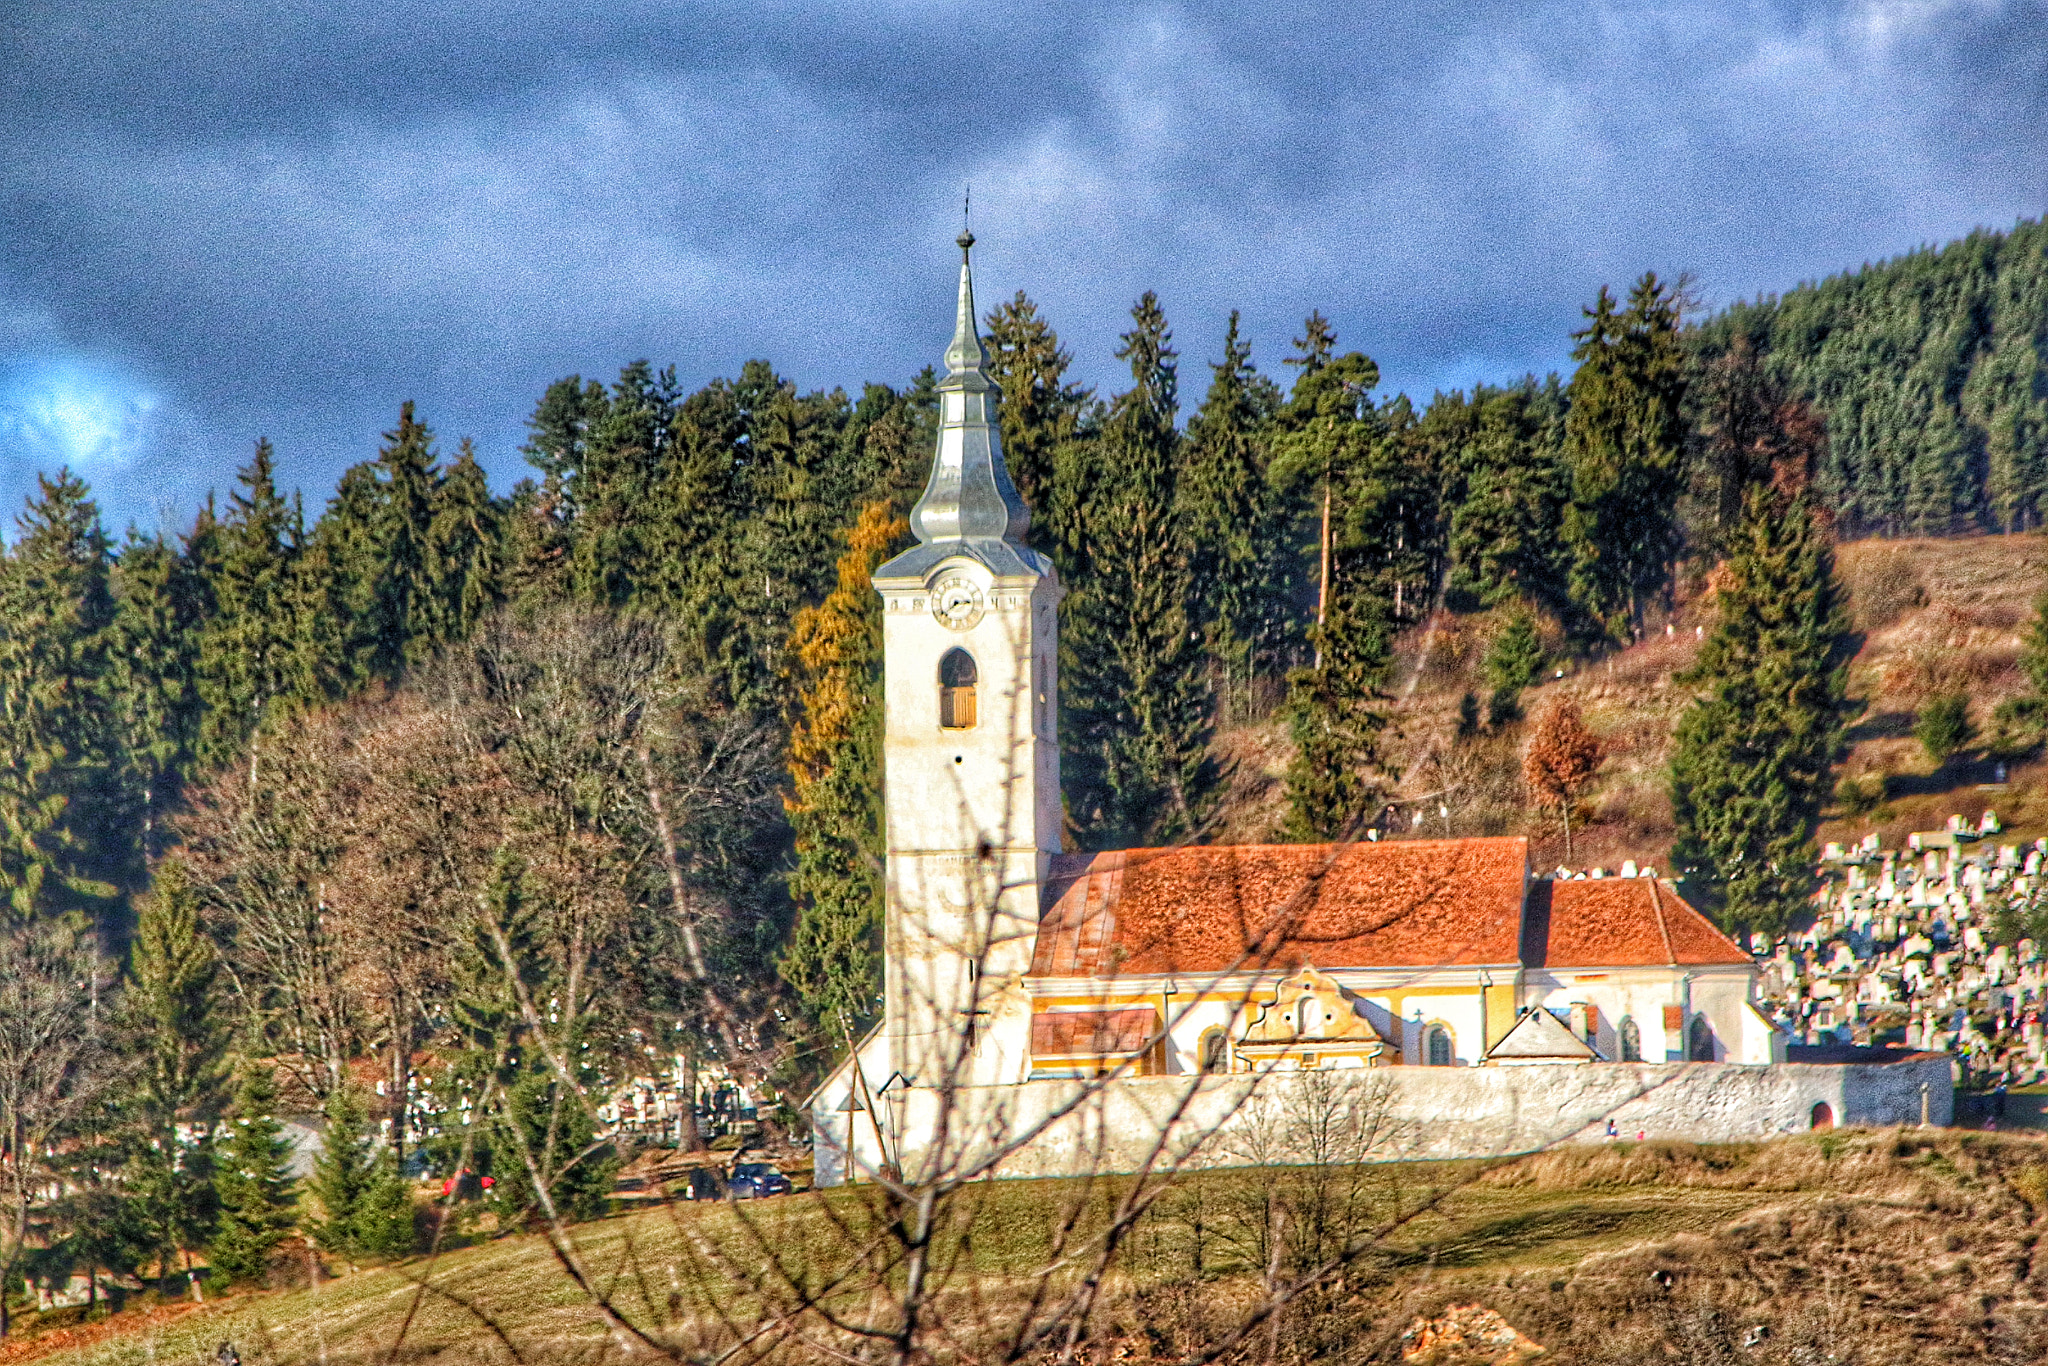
[{"xmin": 3, "ymin": 0, "xmax": 2044, "ymax": 535}]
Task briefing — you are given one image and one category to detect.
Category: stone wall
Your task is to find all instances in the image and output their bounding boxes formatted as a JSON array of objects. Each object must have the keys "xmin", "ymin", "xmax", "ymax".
[{"xmin": 815, "ymin": 1055, "xmax": 1956, "ymax": 1184}]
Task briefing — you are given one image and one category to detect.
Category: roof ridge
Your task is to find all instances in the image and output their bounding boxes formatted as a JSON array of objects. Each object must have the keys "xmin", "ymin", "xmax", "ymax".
[{"xmin": 1646, "ymin": 877, "xmax": 1677, "ymax": 966}]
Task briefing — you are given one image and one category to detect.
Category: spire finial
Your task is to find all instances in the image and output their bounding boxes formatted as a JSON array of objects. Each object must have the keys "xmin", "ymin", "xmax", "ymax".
[
  {"xmin": 959, "ymin": 186, "xmax": 973, "ymax": 253},
  {"xmin": 904, "ymin": 225, "xmax": 1030, "ymax": 547}
]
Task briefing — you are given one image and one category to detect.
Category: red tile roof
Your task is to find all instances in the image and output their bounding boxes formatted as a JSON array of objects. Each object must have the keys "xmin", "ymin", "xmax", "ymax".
[
  {"xmin": 1030, "ymin": 838, "xmax": 1530, "ymax": 978},
  {"xmin": 1030, "ymin": 1007, "xmax": 1160, "ymax": 1058},
  {"xmin": 1527, "ymin": 877, "xmax": 1750, "ymax": 968}
]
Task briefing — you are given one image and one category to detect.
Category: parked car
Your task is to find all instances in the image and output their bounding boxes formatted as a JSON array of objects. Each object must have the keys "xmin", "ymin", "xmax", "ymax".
[
  {"xmin": 681, "ymin": 1167, "xmax": 727, "ymax": 1201},
  {"xmin": 727, "ymin": 1161, "xmax": 792, "ymax": 1199}
]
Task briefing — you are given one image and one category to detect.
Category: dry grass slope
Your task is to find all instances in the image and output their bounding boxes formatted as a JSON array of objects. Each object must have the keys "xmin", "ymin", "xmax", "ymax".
[
  {"xmin": 24, "ymin": 1132, "xmax": 2048, "ymax": 1365},
  {"xmin": 1204, "ymin": 535, "xmax": 2048, "ymax": 875}
]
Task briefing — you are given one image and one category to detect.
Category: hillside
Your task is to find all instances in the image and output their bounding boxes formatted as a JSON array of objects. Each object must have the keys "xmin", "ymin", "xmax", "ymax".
[
  {"xmin": 17, "ymin": 1133, "xmax": 2048, "ymax": 1365},
  {"xmin": 1700, "ymin": 217, "xmax": 2048, "ymax": 538},
  {"xmin": 1206, "ymin": 534, "xmax": 2048, "ymax": 881}
]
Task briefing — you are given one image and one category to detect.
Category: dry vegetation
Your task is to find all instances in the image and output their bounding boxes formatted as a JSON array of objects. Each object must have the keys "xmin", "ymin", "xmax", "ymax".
[
  {"xmin": 25, "ymin": 1132, "xmax": 2048, "ymax": 1365},
  {"xmin": 1205, "ymin": 535, "xmax": 2048, "ymax": 872}
]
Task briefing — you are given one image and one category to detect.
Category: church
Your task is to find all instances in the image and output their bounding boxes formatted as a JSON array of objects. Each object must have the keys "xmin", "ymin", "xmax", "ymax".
[{"xmin": 807, "ymin": 236, "xmax": 1947, "ymax": 1183}]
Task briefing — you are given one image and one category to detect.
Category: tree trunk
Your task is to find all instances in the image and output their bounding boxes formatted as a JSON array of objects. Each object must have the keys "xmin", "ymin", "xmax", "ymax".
[
  {"xmin": 678, "ymin": 1052, "xmax": 702, "ymax": 1152},
  {"xmin": 1315, "ymin": 480, "xmax": 1332, "ymax": 669}
]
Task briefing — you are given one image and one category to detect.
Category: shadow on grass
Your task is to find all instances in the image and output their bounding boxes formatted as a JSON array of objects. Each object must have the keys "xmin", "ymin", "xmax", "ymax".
[{"xmin": 1401, "ymin": 1200, "xmax": 1707, "ymax": 1270}]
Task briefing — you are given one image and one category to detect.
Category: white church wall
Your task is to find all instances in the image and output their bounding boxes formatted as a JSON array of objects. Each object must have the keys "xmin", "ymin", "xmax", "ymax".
[
  {"xmin": 815, "ymin": 1054, "xmax": 1956, "ymax": 1184},
  {"xmin": 1372, "ymin": 993, "xmax": 1486, "ymax": 1066}
]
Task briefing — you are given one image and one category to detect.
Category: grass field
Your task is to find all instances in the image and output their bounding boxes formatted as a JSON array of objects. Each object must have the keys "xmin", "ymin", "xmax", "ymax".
[{"xmin": 19, "ymin": 1129, "xmax": 2048, "ymax": 1365}]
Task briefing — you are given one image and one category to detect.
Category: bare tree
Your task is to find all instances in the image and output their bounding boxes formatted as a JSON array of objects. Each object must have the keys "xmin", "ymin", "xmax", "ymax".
[{"xmin": 0, "ymin": 920, "xmax": 113, "ymax": 1337}]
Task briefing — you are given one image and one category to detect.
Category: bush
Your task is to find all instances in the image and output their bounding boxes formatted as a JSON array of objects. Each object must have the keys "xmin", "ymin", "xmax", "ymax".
[
  {"xmin": 1990, "ymin": 695, "xmax": 2047, "ymax": 757},
  {"xmin": 1833, "ymin": 773, "xmax": 1884, "ymax": 816},
  {"xmin": 1916, "ymin": 692, "xmax": 1974, "ymax": 762}
]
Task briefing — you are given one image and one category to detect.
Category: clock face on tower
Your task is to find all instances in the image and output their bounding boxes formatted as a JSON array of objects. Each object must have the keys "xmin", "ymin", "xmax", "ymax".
[{"xmin": 930, "ymin": 574, "xmax": 985, "ymax": 631}]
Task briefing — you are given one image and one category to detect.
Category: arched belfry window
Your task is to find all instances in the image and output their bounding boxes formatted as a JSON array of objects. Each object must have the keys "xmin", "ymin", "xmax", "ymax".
[
  {"xmin": 1619, "ymin": 1017, "xmax": 1642, "ymax": 1062},
  {"xmin": 939, "ymin": 649, "xmax": 978, "ymax": 729},
  {"xmin": 1426, "ymin": 1025, "xmax": 1454, "ymax": 1067}
]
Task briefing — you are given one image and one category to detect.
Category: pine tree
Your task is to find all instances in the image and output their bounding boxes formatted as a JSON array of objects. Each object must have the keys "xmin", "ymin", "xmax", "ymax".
[
  {"xmin": 781, "ymin": 502, "xmax": 904, "ymax": 1039},
  {"xmin": 569, "ymin": 363, "xmax": 676, "ymax": 609},
  {"xmin": 122, "ymin": 860, "xmax": 231, "ymax": 1292},
  {"xmin": 1179, "ymin": 311, "xmax": 1291, "ymax": 717},
  {"xmin": 368, "ymin": 401, "xmax": 440, "ymax": 674},
  {"xmin": 424, "ymin": 438, "xmax": 504, "ymax": 646},
  {"xmin": 108, "ymin": 532, "xmax": 204, "ymax": 864},
  {"xmin": 209, "ymin": 1069, "xmax": 298, "ymax": 1285},
  {"xmin": 0, "ymin": 470, "xmax": 120, "ymax": 923},
  {"xmin": 1562, "ymin": 274, "xmax": 1689, "ymax": 639},
  {"xmin": 1271, "ymin": 321, "xmax": 1398, "ymax": 839},
  {"xmin": 487, "ymin": 1067, "xmax": 615, "ymax": 1227},
  {"xmin": 310, "ymin": 1086, "xmax": 379, "ymax": 1265},
  {"xmin": 349, "ymin": 1151, "xmax": 415, "ymax": 1260},
  {"xmin": 1436, "ymin": 382, "xmax": 1572, "ymax": 612},
  {"xmin": 1669, "ymin": 487, "xmax": 1850, "ymax": 933},
  {"xmin": 126, "ymin": 859, "xmax": 229, "ymax": 1125},
  {"xmin": 1481, "ymin": 606, "xmax": 1544, "ymax": 723},
  {"xmin": 197, "ymin": 442, "xmax": 302, "ymax": 766},
  {"xmin": 983, "ymin": 292, "xmax": 1090, "ymax": 518},
  {"xmin": 1056, "ymin": 292, "xmax": 1209, "ymax": 843}
]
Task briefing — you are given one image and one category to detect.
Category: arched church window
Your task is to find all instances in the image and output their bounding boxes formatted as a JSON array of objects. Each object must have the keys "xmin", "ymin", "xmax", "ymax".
[
  {"xmin": 1619, "ymin": 1017, "xmax": 1642, "ymax": 1062},
  {"xmin": 1199, "ymin": 1029, "xmax": 1227, "ymax": 1074},
  {"xmin": 1688, "ymin": 1014, "xmax": 1715, "ymax": 1062},
  {"xmin": 1426, "ymin": 1025, "xmax": 1453, "ymax": 1067},
  {"xmin": 1298, "ymin": 996, "xmax": 1323, "ymax": 1038},
  {"xmin": 939, "ymin": 649, "xmax": 978, "ymax": 729}
]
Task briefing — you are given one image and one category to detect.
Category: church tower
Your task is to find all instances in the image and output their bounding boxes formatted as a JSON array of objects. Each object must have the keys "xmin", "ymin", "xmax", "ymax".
[{"xmin": 872, "ymin": 230, "xmax": 1061, "ymax": 1087}]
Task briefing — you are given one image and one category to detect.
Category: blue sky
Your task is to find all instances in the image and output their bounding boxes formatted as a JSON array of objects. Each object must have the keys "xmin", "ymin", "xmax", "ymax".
[{"xmin": 3, "ymin": 0, "xmax": 2045, "ymax": 535}]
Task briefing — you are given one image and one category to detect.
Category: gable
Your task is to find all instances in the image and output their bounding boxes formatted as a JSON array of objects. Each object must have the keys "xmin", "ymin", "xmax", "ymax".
[
  {"xmin": 1524, "ymin": 877, "xmax": 1751, "ymax": 969},
  {"xmin": 1487, "ymin": 1007, "xmax": 1599, "ymax": 1060}
]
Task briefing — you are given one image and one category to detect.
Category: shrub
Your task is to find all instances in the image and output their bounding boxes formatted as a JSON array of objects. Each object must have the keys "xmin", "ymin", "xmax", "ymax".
[
  {"xmin": 1833, "ymin": 773, "xmax": 1884, "ymax": 817},
  {"xmin": 1991, "ymin": 696, "xmax": 2047, "ymax": 757},
  {"xmin": 1916, "ymin": 693, "xmax": 1974, "ymax": 762}
]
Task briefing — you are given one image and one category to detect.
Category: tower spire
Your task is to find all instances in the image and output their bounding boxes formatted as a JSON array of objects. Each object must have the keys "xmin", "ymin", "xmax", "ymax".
[{"xmin": 908, "ymin": 229, "xmax": 1029, "ymax": 546}]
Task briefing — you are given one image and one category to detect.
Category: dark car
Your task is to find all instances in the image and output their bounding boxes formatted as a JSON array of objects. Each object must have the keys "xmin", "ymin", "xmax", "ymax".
[
  {"xmin": 680, "ymin": 1167, "xmax": 726, "ymax": 1201},
  {"xmin": 727, "ymin": 1161, "xmax": 792, "ymax": 1199}
]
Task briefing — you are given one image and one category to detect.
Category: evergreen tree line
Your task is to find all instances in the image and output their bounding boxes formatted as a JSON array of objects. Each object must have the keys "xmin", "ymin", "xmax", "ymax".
[{"xmin": 1696, "ymin": 216, "xmax": 2048, "ymax": 536}]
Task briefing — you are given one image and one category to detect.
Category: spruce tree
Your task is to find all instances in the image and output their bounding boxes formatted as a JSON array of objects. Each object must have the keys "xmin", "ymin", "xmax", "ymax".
[
  {"xmin": 310, "ymin": 1086, "xmax": 378, "ymax": 1265},
  {"xmin": 1562, "ymin": 274, "xmax": 1688, "ymax": 639},
  {"xmin": 488, "ymin": 1067, "xmax": 616, "ymax": 1227},
  {"xmin": 126, "ymin": 859, "xmax": 230, "ymax": 1125},
  {"xmin": 1056, "ymin": 292, "xmax": 1209, "ymax": 842},
  {"xmin": 983, "ymin": 291, "xmax": 1090, "ymax": 518},
  {"xmin": 368, "ymin": 401, "xmax": 440, "ymax": 674},
  {"xmin": 424, "ymin": 438, "xmax": 504, "ymax": 646},
  {"xmin": 1670, "ymin": 486, "xmax": 1849, "ymax": 933},
  {"xmin": 196, "ymin": 442, "xmax": 303, "ymax": 767},
  {"xmin": 1481, "ymin": 606, "xmax": 1544, "ymax": 723},
  {"xmin": 781, "ymin": 502, "xmax": 903, "ymax": 1038},
  {"xmin": 0, "ymin": 470, "xmax": 120, "ymax": 923},
  {"xmin": 108, "ymin": 531, "xmax": 204, "ymax": 864},
  {"xmin": 209, "ymin": 1069, "xmax": 298, "ymax": 1285},
  {"xmin": 1270, "ymin": 322, "xmax": 1398, "ymax": 840},
  {"xmin": 1178, "ymin": 311, "xmax": 1291, "ymax": 717}
]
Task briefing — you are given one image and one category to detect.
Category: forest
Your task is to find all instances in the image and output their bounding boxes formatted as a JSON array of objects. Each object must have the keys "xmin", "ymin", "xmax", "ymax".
[{"xmin": 0, "ymin": 220, "xmax": 2043, "ymax": 1311}]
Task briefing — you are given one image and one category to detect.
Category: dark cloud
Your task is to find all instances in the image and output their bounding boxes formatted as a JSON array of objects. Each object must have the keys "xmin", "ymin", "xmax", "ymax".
[{"xmin": 3, "ymin": 0, "xmax": 2044, "ymax": 532}]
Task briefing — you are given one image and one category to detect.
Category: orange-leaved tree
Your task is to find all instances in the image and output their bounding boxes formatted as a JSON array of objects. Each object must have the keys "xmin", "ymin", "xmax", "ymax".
[
  {"xmin": 781, "ymin": 500, "xmax": 907, "ymax": 1043},
  {"xmin": 1524, "ymin": 696, "xmax": 1602, "ymax": 862}
]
